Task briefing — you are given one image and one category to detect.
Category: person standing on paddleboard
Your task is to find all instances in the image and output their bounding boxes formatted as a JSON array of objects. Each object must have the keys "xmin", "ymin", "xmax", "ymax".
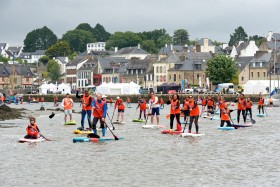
[
  {"xmin": 167, "ymin": 93, "xmax": 182, "ymax": 131},
  {"xmin": 24, "ymin": 117, "xmax": 40, "ymax": 139},
  {"xmin": 149, "ymin": 92, "xmax": 160, "ymax": 125},
  {"xmin": 160, "ymin": 97, "xmax": 164, "ymax": 109},
  {"xmin": 220, "ymin": 102, "xmax": 232, "ymax": 127},
  {"xmin": 182, "ymin": 96, "xmax": 190, "ymax": 123},
  {"xmin": 206, "ymin": 95, "xmax": 215, "ymax": 116},
  {"xmin": 61, "ymin": 93, "xmax": 74, "ymax": 124},
  {"xmin": 188, "ymin": 96, "xmax": 200, "ymax": 134},
  {"xmin": 126, "ymin": 97, "xmax": 131, "ymax": 107},
  {"xmin": 114, "ymin": 96, "xmax": 125, "ymax": 123},
  {"xmin": 76, "ymin": 89, "xmax": 93, "ymax": 130},
  {"xmin": 92, "ymin": 93, "xmax": 107, "ymax": 137},
  {"xmin": 218, "ymin": 95, "xmax": 226, "ymax": 118},
  {"xmin": 245, "ymin": 97, "xmax": 253, "ymax": 119},
  {"xmin": 268, "ymin": 97, "xmax": 273, "ymax": 107},
  {"xmin": 137, "ymin": 97, "xmax": 146, "ymax": 120},
  {"xmin": 258, "ymin": 94, "xmax": 265, "ymax": 114},
  {"xmin": 235, "ymin": 94, "xmax": 246, "ymax": 124}
]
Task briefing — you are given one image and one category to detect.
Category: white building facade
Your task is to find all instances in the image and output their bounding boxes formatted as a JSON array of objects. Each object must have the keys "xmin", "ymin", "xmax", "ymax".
[{"xmin": 87, "ymin": 42, "xmax": 106, "ymax": 51}]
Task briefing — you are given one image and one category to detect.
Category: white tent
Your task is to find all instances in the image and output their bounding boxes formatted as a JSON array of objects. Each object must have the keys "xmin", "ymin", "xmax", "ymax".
[
  {"xmin": 95, "ymin": 82, "xmax": 140, "ymax": 95},
  {"xmin": 96, "ymin": 82, "xmax": 110, "ymax": 95},
  {"xmin": 58, "ymin": 83, "xmax": 71, "ymax": 94},
  {"xmin": 243, "ymin": 80, "xmax": 277, "ymax": 94}
]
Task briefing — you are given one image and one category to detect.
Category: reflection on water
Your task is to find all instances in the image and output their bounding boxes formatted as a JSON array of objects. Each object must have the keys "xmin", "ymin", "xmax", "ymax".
[{"xmin": 0, "ymin": 102, "xmax": 280, "ymax": 186}]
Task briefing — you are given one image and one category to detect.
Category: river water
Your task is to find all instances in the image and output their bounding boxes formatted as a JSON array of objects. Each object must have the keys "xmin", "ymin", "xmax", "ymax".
[{"xmin": 0, "ymin": 102, "xmax": 279, "ymax": 187}]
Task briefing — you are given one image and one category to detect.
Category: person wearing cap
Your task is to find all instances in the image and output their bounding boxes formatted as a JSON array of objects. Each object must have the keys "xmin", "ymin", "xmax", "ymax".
[
  {"xmin": 114, "ymin": 96, "xmax": 125, "ymax": 122},
  {"xmin": 91, "ymin": 93, "xmax": 107, "ymax": 136},
  {"xmin": 25, "ymin": 117, "xmax": 40, "ymax": 139},
  {"xmin": 149, "ymin": 92, "xmax": 160, "ymax": 125},
  {"xmin": 61, "ymin": 93, "xmax": 74, "ymax": 124},
  {"xmin": 76, "ymin": 89, "xmax": 93, "ymax": 130}
]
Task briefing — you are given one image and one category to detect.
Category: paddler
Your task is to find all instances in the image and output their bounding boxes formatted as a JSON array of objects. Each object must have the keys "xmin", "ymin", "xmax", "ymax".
[
  {"xmin": 182, "ymin": 96, "xmax": 190, "ymax": 122},
  {"xmin": 159, "ymin": 97, "xmax": 164, "ymax": 109},
  {"xmin": 258, "ymin": 94, "xmax": 265, "ymax": 114},
  {"xmin": 206, "ymin": 95, "xmax": 215, "ymax": 116},
  {"xmin": 137, "ymin": 97, "xmax": 146, "ymax": 120},
  {"xmin": 61, "ymin": 93, "xmax": 74, "ymax": 124},
  {"xmin": 220, "ymin": 102, "xmax": 232, "ymax": 127},
  {"xmin": 25, "ymin": 117, "xmax": 40, "ymax": 139},
  {"xmin": 167, "ymin": 93, "xmax": 181, "ymax": 131},
  {"xmin": 126, "ymin": 97, "xmax": 131, "ymax": 107},
  {"xmin": 76, "ymin": 89, "xmax": 93, "ymax": 130},
  {"xmin": 91, "ymin": 93, "xmax": 107, "ymax": 136},
  {"xmin": 188, "ymin": 96, "xmax": 200, "ymax": 134},
  {"xmin": 217, "ymin": 95, "xmax": 226, "ymax": 118},
  {"xmin": 149, "ymin": 92, "xmax": 160, "ymax": 125},
  {"xmin": 235, "ymin": 94, "xmax": 246, "ymax": 124},
  {"xmin": 201, "ymin": 96, "xmax": 207, "ymax": 111},
  {"xmin": 268, "ymin": 97, "xmax": 273, "ymax": 107},
  {"xmin": 245, "ymin": 97, "xmax": 253, "ymax": 119},
  {"xmin": 114, "ymin": 96, "xmax": 125, "ymax": 123}
]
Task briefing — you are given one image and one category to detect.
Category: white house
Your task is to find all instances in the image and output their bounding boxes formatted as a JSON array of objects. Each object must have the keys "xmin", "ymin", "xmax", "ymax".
[
  {"xmin": 230, "ymin": 41, "xmax": 259, "ymax": 57},
  {"xmin": 111, "ymin": 44, "xmax": 149, "ymax": 60},
  {"xmin": 0, "ymin": 43, "xmax": 9, "ymax": 58},
  {"xmin": 55, "ymin": 57, "xmax": 69, "ymax": 74},
  {"xmin": 87, "ymin": 42, "xmax": 106, "ymax": 52}
]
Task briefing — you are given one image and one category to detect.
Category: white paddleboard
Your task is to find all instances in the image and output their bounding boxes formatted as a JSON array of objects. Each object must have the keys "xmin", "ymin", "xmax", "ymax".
[
  {"xmin": 19, "ymin": 137, "xmax": 46, "ymax": 143},
  {"xmin": 112, "ymin": 121, "xmax": 126, "ymax": 124},
  {"xmin": 180, "ymin": 133, "xmax": 205, "ymax": 137},
  {"xmin": 142, "ymin": 125, "xmax": 164, "ymax": 129}
]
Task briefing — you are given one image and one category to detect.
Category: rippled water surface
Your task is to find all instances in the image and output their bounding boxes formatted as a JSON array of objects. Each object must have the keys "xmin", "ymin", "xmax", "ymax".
[{"xmin": 0, "ymin": 102, "xmax": 280, "ymax": 187}]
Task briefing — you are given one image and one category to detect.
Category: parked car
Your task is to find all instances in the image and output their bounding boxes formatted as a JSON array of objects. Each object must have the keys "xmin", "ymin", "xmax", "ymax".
[
  {"xmin": 196, "ymin": 87, "xmax": 208, "ymax": 94},
  {"xmin": 184, "ymin": 88, "xmax": 194, "ymax": 94}
]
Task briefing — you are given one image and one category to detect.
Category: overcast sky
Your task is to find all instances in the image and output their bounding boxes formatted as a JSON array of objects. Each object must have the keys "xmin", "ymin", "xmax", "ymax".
[{"xmin": 0, "ymin": 0, "xmax": 279, "ymax": 46}]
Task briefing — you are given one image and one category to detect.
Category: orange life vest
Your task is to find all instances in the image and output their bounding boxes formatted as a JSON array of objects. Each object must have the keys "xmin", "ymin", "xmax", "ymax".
[
  {"xmin": 221, "ymin": 108, "xmax": 230, "ymax": 121},
  {"xmin": 170, "ymin": 99, "xmax": 181, "ymax": 114},
  {"xmin": 81, "ymin": 95, "xmax": 92, "ymax": 110},
  {"xmin": 63, "ymin": 98, "xmax": 73, "ymax": 110},
  {"xmin": 139, "ymin": 100, "xmax": 146, "ymax": 110},
  {"xmin": 246, "ymin": 101, "xmax": 252, "ymax": 109},
  {"xmin": 160, "ymin": 98, "xmax": 164, "ymax": 104},
  {"xmin": 115, "ymin": 99, "xmax": 125, "ymax": 110},
  {"xmin": 183, "ymin": 99, "xmax": 189, "ymax": 110},
  {"xmin": 189, "ymin": 100, "xmax": 200, "ymax": 116},
  {"xmin": 150, "ymin": 97, "xmax": 159, "ymax": 105},
  {"xmin": 26, "ymin": 124, "xmax": 39, "ymax": 137},
  {"xmin": 237, "ymin": 98, "xmax": 246, "ymax": 110},
  {"xmin": 269, "ymin": 98, "xmax": 273, "ymax": 102},
  {"xmin": 207, "ymin": 99, "xmax": 214, "ymax": 107},
  {"xmin": 219, "ymin": 100, "xmax": 226, "ymax": 110},
  {"xmin": 258, "ymin": 97, "xmax": 264, "ymax": 106},
  {"xmin": 201, "ymin": 99, "xmax": 207, "ymax": 106},
  {"xmin": 40, "ymin": 97, "xmax": 44, "ymax": 102},
  {"xmin": 127, "ymin": 99, "xmax": 130, "ymax": 103},
  {"xmin": 93, "ymin": 100, "xmax": 105, "ymax": 118}
]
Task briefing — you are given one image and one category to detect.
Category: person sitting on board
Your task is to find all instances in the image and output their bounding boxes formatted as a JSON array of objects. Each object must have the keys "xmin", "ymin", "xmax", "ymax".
[
  {"xmin": 217, "ymin": 95, "xmax": 226, "ymax": 118},
  {"xmin": 220, "ymin": 102, "xmax": 232, "ymax": 127},
  {"xmin": 268, "ymin": 97, "xmax": 273, "ymax": 107},
  {"xmin": 25, "ymin": 117, "xmax": 40, "ymax": 139},
  {"xmin": 61, "ymin": 93, "xmax": 74, "ymax": 124},
  {"xmin": 235, "ymin": 94, "xmax": 246, "ymax": 124},
  {"xmin": 76, "ymin": 89, "xmax": 93, "ymax": 130},
  {"xmin": 92, "ymin": 93, "xmax": 107, "ymax": 136},
  {"xmin": 114, "ymin": 96, "xmax": 125, "ymax": 123},
  {"xmin": 137, "ymin": 97, "xmax": 146, "ymax": 120},
  {"xmin": 149, "ymin": 92, "xmax": 160, "ymax": 125},
  {"xmin": 159, "ymin": 97, "xmax": 164, "ymax": 109},
  {"xmin": 126, "ymin": 97, "xmax": 131, "ymax": 107},
  {"xmin": 257, "ymin": 94, "xmax": 265, "ymax": 114},
  {"xmin": 182, "ymin": 96, "xmax": 190, "ymax": 123},
  {"xmin": 245, "ymin": 97, "xmax": 253, "ymax": 120},
  {"xmin": 206, "ymin": 95, "xmax": 215, "ymax": 116},
  {"xmin": 188, "ymin": 96, "xmax": 200, "ymax": 134},
  {"xmin": 167, "ymin": 93, "xmax": 182, "ymax": 131}
]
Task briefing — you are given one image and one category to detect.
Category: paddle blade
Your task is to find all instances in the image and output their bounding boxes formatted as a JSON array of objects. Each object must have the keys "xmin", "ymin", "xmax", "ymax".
[
  {"xmin": 165, "ymin": 114, "xmax": 170, "ymax": 119},
  {"xmin": 49, "ymin": 112, "xmax": 55, "ymax": 119},
  {"xmin": 87, "ymin": 133, "xmax": 100, "ymax": 138},
  {"xmin": 176, "ymin": 123, "xmax": 182, "ymax": 131},
  {"xmin": 114, "ymin": 135, "xmax": 119, "ymax": 140},
  {"xmin": 251, "ymin": 118, "xmax": 256, "ymax": 124}
]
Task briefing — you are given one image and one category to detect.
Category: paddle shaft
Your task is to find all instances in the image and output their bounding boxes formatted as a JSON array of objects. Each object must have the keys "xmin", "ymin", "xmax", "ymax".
[{"xmin": 106, "ymin": 112, "xmax": 116, "ymax": 130}]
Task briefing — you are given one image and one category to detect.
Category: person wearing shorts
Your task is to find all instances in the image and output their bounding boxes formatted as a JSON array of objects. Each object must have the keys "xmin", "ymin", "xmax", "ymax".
[
  {"xmin": 61, "ymin": 93, "xmax": 74, "ymax": 124},
  {"xmin": 92, "ymin": 93, "xmax": 107, "ymax": 136},
  {"xmin": 149, "ymin": 92, "xmax": 160, "ymax": 125},
  {"xmin": 114, "ymin": 96, "xmax": 125, "ymax": 122}
]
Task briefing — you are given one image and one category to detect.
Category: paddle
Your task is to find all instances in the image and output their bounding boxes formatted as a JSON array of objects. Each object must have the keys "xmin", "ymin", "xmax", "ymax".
[
  {"xmin": 264, "ymin": 106, "xmax": 268, "ymax": 116},
  {"xmin": 111, "ymin": 109, "xmax": 116, "ymax": 122},
  {"xmin": 246, "ymin": 111, "xmax": 256, "ymax": 124},
  {"xmin": 106, "ymin": 112, "xmax": 116, "ymax": 130},
  {"xmin": 49, "ymin": 112, "xmax": 55, "ymax": 119},
  {"xmin": 182, "ymin": 116, "xmax": 189, "ymax": 133},
  {"xmin": 39, "ymin": 133, "xmax": 50, "ymax": 141},
  {"xmin": 210, "ymin": 107, "xmax": 219, "ymax": 120},
  {"xmin": 144, "ymin": 108, "xmax": 150, "ymax": 125}
]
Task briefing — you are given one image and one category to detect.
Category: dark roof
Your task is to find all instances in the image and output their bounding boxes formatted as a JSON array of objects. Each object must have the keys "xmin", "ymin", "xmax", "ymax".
[
  {"xmin": 19, "ymin": 52, "xmax": 32, "ymax": 59},
  {"xmin": 1, "ymin": 64, "xmax": 35, "ymax": 77},
  {"xmin": 0, "ymin": 65, "xmax": 9, "ymax": 76},
  {"xmin": 168, "ymin": 59, "xmax": 206, "ymax": 71},
  {"xmin": 115, "ymin": 46, "xmax": 149, "ymax": 55},
  {"xmin": 98, "ymin": 57, "xmax": 129, "ymax": 73},
  {"xmin": 56, "ymin": 57, "xmax": 68, "ymax": 64},
  {"xmin": 272, "ymin": 33, "xmax": 280, "ymax": 41},
  {"xmin": 235, "ymin": 56, "xmax": 254, "ymax": 71},
  {"xmin": 7, "ymin": 46, "xmax": 22, "ymax": 55},
  {"xmin": 0, "ymin": 43, "xmax": 7, "ymax": 49},
  {"xmin": 266, "ymin": 41, "xmax": 280, "ymax": 50},
  {"xmin": 236, "ymin": 42, "xmax": 250, "ymax": 54},
  {"xmin": 32, "ymin": 50, "xmax": 46, "ymax": 56},
  {"xmin": 159, "ymin": 44, "xmax": 184, "ymax": 55},
  {"xmin": 66, "ymin": 56, "xmax": 89, "ymax": 66},
  {"xmin": 78, "ymin": 58, "xmax": 98, "ymax": 71},
  {"xmin": 126, "ymin": 59, "xmax": 149, "ymax": 70}
]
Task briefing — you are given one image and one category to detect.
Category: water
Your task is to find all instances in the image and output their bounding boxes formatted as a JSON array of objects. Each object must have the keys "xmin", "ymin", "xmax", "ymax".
[{"xmin": 0, "ymin": 102, "xmax": 280, "ymax": 187}]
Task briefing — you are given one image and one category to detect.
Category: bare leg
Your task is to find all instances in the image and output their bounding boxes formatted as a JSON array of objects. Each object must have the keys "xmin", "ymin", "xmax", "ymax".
[
  {"xmin": 151, "ymin": 115, "xmax": 154, "ymax": 125},
  {"xmin": 156, "ymin": 115, "xmax": 159, "ymax": 125}
]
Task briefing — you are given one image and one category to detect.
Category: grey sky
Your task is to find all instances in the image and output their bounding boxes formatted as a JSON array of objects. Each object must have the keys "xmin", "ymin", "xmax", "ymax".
[{"xmin": 0, "ymin": 0, "xmax": 279, "ymax": 46}]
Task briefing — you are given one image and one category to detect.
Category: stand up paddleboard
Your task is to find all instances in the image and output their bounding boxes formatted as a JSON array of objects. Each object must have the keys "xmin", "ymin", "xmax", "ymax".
[
  {"xmin": 112, "ymin": 121, "xmax": 126, "ymax": 125},
  {"xmin": 217, "ymin": 126, "xmax": 235, "ymax": 130},
  {"xmin": 142, "ymin": 125, "xmax": 164, "ymax": 129},
  {"xmin": 180, "ymin": 133, "xmax": 205, "ymax": 137},
  {"xmin": 73, "ymin": 128, "xmax": 113, "ymax": 134},
  {"xmin": 19, "ymin": 137, "xmax": 46, "ymax": 143},
  {"xmin": 161, "ymin": 129, "xmax": 182, "ymax": 134},
  {"xmin": 181, "ymin": 121, "xmax": 190, "ymax": 124},
  {"xmin": 132, "ymin": 119, "xmax": 145, "ymax": 122},
  {"xmin": 256, "ymin": 114, "xmax": 267, "ymax": 117},
  {"xmin": 231, "ymin": 122, "xmax": 253, "ymax": 128},
  {"xmin": 127, "ymin": 106, "xmax": 132, "ymax": 108},
  {"xmin": 73, "ymin": 136, "xmax": 124, "ymax": 143},
  {"xmin": 64, "ymin": 121, "xmax": 76, "ymax": 125}
]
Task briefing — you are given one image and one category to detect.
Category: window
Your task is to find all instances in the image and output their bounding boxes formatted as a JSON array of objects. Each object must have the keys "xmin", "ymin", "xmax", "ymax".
[
  {"xmin": 241, "ymin": 77, "xmax": 244, "ymax": 81},
  {"xmin": 174, "ymin": 74, "xmax": 176, "ymax": 81},
  {"xmin": 251, "ymin": 72, "xmax": 253, "ymax": 78},
  {"xmin": 156, "ymin": 67, "xmax": 159, "ymax": 73},
  {"xmin": 156, "ymin": 76, "xmax": 159, "ymax": 82},
  {"xmin": 164, "ymin": 75, "xmax": 166, "ymax": 82},
  {"xmin": 264, "ymin": 72, "xmax": 266, "ymax": 77},
  {"xmin": 257, "ymin": 72, "xmax": 260, "ymax": 78},
  {"xmin": 197, "ymin": 74, "xmax": 199, "ymax": 80},
  {"xmin": 179, "ymin": 74, "xmax": 181, "ymax": 79},
  {"xmin": 160, "ymin": 66, "xmax": 162, "ymax": 73},
  {"xmin": 169, "ymin": 75, "xmax": 171, "ymax": 80},
  {"xmin": 163, "ymin": 66, "xmax": 166, "ymax": 73}
]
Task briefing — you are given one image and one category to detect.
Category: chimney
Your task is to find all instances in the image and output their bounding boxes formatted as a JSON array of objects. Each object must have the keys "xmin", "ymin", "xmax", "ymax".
[
  {"xmin": 171, "ymin": 44, "xmax": 173, "ymax": 51},
  {"xmin": 138, "ymin": 44, "xmax": 140, "ymax": 50},
  {"xmin": 267, "ymin": 31, "xmax": 273, "ymax": 41},
  {"xmin": 165, "ymin": 44, "xmax": 167, "ymax": 48},
  {"xmin": 87, "ymin": 49, "xmax": 90, "ymax": 54},
  {"xmin": 204, "ymin": 38, "xmax": 209, "ymax": 46},
  {"xmin": 115, "ymin": 47, "xmax": 118, "ymax": 53}
]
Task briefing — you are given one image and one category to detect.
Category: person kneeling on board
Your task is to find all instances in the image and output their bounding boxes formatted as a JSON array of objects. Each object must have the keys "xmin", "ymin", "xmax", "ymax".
[
  {"xmin": 92, "ymin": 93, "xmax": 107, "ymax": 137},
  {"xmin": 167, "ymin": 93, "xmax": 182, "ymax": 131},
  {"xmin": 25, "ymin": 117, "xmax": 40, "ymax": 139},
  {"xmin": 188, "ymin": 96, "xmax": 200, "ymax": 134},
  {"xmin": 220, "ymin": 103, "xmax": 232, "ymax": 127}
]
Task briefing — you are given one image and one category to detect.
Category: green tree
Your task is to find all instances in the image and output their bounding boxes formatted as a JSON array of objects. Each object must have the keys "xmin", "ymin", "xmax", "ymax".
[
  {"xmin": 76, "ymin": 23, "xmax": 94, "ymax": 33},
  {"xmin": 105, "ymin": 31, "xmax": 142, "ymax": 50},
  {"xmin": 212, "ymin": 40, "xmax": 223, "ymax": 46},
  {"xmin": 23, "ymin": 26, "xmax": 58, "ymax": 52},
  {"xmin": 206, "ymin": 54, "xmax": 237, "ymax": 85},
  {"xmin": 249, "ymin": 35, "xmax": 264, "ymax": 47},
  {"xmin": 39, "ymin": 56, "xmax": 50, "ymax": 66},
  {"xmin": 46, "ymin": 41, "xmax": 71, "ymax": 58},
  {"xmin": 0, "ymin": 56, "xmax": 9, "ymax": 63},
  {"xmin": 156, "ymin": 35, "xmax": 173, "ymax": 49},
  {"xmin": 68, "ymin": 52, "xmax": 78, "ymax": 60},
  {"xmin": 141, "ymin": 40, "xmax": 157, "ymax": 54},
  {"xmin": 47, "ymin": 60, "xmax": 61, "ymax": 81},
  {"xmin": 62, "ymin": 29, "xmax": 96, "ymax": 52},
  {"xmin": 93, "ymin": 23, "xmax": 111, "ymax": 42},
  {"xmin": 173, "ymin": 29, "xmax": 189, "ymax": 45},
  {"xmin": 229, "ymin": 26, "xmax": 248, "ymax": 46}
]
